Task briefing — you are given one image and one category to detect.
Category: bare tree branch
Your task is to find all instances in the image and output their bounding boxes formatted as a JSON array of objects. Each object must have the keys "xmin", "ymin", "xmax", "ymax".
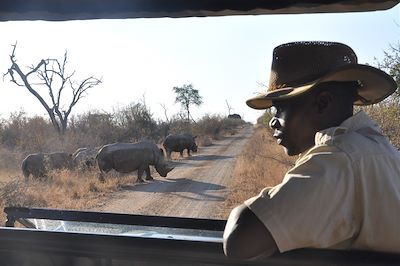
[
  {"xmin": 225, "ymin": 99, "xmax": 233, "ymax": 115},
  {"xmin": 65, "ymin": 76, "xmax": 102, "ymax": 118},
  {"xmin": 27, "ymin": 60, "xmax": 46, "ymax": 76},
  {"xmin": 159, "ymin": 103, "xmax": 170, "ymax": 123},
  {"xmin": 10, "ymin": 41, "xmax": 17, "ymax": 63},
  {"xmin": 4, "ymin": 43, "xmax": 102, "ymax": 135}
]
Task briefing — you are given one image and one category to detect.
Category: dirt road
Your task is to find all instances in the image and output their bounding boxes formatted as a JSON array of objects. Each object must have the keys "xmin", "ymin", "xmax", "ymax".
[{"xmin": 95, "ymin": 125, "xmax": 253, "ymax": 219}]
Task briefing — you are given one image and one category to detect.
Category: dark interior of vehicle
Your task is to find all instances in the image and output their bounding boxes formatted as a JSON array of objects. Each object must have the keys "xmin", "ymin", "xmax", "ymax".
[
  {"xmin": 0, "ymin": 0, "xmax": 397, "ymax": 21},
  {"xmin": 1, "ymin": 1, "xmax": 400, "ymax": 265},
  {"xmin": 3, "ymin": 206, "xmax": 400, "ymax": 266}
]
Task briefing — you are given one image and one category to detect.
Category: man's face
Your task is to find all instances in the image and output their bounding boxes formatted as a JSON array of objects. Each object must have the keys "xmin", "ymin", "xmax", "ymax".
[{"xmin": 269, "ymin": 94, "xmax": 318, "ymax": 156}]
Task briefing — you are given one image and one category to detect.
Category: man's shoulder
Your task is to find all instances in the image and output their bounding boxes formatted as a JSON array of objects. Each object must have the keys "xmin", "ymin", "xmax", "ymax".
[{"xmin": 330, "ymin": 129, "xmax": 398, "ymax": 161}]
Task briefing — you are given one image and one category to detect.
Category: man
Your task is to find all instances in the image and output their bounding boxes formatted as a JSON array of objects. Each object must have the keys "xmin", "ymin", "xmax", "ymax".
[{"xmin": 223, "ymin": 41, "xmax": 400, "ymax": 259}]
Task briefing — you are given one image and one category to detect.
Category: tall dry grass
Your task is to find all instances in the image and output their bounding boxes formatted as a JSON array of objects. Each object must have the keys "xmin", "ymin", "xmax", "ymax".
[
  {"xmin": 221, "ymin": 124, "xmax": 295, "ymax": 218},
  {"xmin": 0, "ymin": 169, "xmax": 137, "ymax": 224}
]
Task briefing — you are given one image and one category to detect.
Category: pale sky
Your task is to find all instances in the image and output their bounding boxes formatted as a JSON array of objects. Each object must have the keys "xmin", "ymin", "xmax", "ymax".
[{"xmin": 0, "ymin": 5, "xmax": 399, "ymax": 123}]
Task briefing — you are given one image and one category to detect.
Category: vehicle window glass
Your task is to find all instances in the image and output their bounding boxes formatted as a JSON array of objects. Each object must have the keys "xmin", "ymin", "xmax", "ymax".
[{"xmin": 0, "ymin": 5, "xmax": 399, "ymax": 225}]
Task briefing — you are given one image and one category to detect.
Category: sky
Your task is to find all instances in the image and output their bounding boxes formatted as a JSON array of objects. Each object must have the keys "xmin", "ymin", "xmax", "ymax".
[{"xmin": 0, "ymin": 5, "xmax": 399, "ymax": 124}]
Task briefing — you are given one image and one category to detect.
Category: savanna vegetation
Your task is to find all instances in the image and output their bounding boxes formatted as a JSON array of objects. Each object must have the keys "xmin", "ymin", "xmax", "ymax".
[
  {"xmin": 0, "ymin": 44, "xmax": 247, "ymax": 223},
  {"xmin": 0, "ymin": 100, "xmax": 246, "ymax": 223}
]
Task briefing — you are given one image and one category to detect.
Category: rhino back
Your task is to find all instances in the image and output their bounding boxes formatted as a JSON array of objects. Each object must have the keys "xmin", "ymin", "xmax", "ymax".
[
  {"xmin": 163, "ymin": 134, "xmax": 194, "ymax": 151},
  {"xmin": 97, "ymin": 142, "xmax": 163, "ymax": 173},
  {"xmin": 22, "ymin": 153, "xmax": 45, "ymax": 177},
  {"xmin": 24, "ymin": 153, "xmax": 45, "ymax": 167},
  {"xmin": 46, "ymin": 152, "xmax": 72, "ymax": 169}
]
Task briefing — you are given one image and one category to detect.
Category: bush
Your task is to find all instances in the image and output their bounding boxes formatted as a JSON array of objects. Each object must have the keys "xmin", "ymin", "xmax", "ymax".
[
  {"xmin": 358, "ymin": 98, "xmax": 400, "ymax": 149},
  {"xmin": 0, "ymin": 100, "xmax": 251, "ymax": 173},
  {"xmin": 192, "ymin": 114, "xmax": 246, "ymax": 139}
]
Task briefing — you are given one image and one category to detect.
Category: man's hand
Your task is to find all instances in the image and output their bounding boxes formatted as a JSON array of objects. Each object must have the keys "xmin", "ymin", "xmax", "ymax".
[{"xmin": 223, "ymin": 204, "xmax": 278, "ymax": 259}]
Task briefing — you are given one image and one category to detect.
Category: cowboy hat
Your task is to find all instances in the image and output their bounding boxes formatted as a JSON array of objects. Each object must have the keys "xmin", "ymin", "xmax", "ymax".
[{"xmin": 246, "ymin": 41, "xmax": 397, "ymax": 110}]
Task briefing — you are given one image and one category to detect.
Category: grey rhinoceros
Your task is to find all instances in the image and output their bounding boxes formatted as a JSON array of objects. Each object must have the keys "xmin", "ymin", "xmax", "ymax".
[
  {"xmin": 96, "ymin": 141, "xmax": 174, "ymax": 182},
  {"xmin": 228, "ymin": 113, "xmax": 241, "ymax": 119},
  {"xmin": 73, "ymin": 146, "xmax": 101, "ymax": 170},
  {"xmin": 163, "ymin": 133, "xmax": 198, "ymax": 159},
  {"xmin": 21, "ymin": 152, "xmax": 75, "ymax": 179}
]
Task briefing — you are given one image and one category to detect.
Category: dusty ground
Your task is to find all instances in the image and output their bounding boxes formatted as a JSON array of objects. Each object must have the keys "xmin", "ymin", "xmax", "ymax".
[{"xmin": 94, "ymin": 125, "xmax": 253, "ymax": 219}]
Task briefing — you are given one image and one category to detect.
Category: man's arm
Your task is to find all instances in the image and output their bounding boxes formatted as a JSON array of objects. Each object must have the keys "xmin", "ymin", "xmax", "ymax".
[{"xmin": 223, "ymin": 204, "xmax": 278, "ymax": 259}]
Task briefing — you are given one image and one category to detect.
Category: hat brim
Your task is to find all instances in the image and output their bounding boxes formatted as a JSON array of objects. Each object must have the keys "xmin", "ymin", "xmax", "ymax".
[{"xmin": 246, "ymin": 64, "xmax": 397, "ymax": 110}]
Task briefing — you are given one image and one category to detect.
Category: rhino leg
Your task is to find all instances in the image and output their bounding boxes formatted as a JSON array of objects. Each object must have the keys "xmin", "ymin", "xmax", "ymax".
[
  {"xmin": 179, "ymin": 151, "xmax": 184, "ymax": 157},
  {"xmin": 33, "ymin": 168, "xmax": 46, "ymax": 180},
  {"xmin": 137, "ymin": 168, "xmax": 145, "ymax": 183},
  {"xmin": 187, "ymin": 149, "xmax": 191, "ymax": 157},
  {"xmin": 23, "ymin": 170, "xmax": 30, "ymax": 181},
  {"xmin": 167, "ymin": 150, "xmax": 172, "ymax": 160},
  {"xmin": 21, "ymin": 161, "xmax": 30, "ymax": 180},
  {"xmin": 98, "ymin": 172, "xmax": 105, "ymax": 182},
  {"xmin": 145, "ymin": 166, "xmax": 153, "ymax": 180}
]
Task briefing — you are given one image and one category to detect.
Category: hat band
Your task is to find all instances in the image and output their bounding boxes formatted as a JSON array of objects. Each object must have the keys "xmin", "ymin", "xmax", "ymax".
[{"xmin": 269, "ymin": 72, "xmax": 330, "ymax": 91}]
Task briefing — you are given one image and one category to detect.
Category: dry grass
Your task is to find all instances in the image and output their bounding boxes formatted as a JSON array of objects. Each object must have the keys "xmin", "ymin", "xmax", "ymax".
[
  {"xmin": 220, "ymin": 125, "xmax": 295, "ymax": 218},
  {"xmin": 197, "ymin": 135, "xmax": 213, "ymax": 147},
  {"xmin": 0, "ymin": 169, "xmax": 138, "ymax": 224}
]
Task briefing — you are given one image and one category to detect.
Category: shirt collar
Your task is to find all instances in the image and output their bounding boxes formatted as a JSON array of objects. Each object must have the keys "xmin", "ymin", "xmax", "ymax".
[
  {"xmin": 314, "ymin": 111, "xmax": 380, "ymax": 146},
  {"xmin": 298, "ymin": 111, "xmax": 381, "ymax": 161}
]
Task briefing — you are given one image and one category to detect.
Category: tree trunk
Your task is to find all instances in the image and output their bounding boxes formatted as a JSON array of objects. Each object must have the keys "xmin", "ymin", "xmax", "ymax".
[{"xmin": 186, "ymin": 103, "xmax": 190, "ymax": 123}]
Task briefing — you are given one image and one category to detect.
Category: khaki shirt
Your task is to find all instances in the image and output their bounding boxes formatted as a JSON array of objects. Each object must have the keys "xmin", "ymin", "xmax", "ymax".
[{"xmin": 245, "ymin": 111, "xmax": 400, "ymax": 253}]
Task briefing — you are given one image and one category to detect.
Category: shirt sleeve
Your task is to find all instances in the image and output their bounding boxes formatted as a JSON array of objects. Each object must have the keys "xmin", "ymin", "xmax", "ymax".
[{"xmin": 244, "ymin": 145, "xmax": 357, "ymax": 252}]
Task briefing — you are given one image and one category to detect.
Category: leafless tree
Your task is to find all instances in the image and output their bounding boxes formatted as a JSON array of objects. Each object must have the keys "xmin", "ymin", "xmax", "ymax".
[
  {"xmin": 159, "ymin": 103, "xmax": 170, "ymax": 123},
  {"xmin": 375, "ymin": 42, "xmax": 400, "ymax": 99},
  {"xmin": 225, "ymin": 99, "xmax": 233, "ymax": 115},
  {"xmin": 4, "ymin": 42, "xmax": 102, "ymax": 136}
]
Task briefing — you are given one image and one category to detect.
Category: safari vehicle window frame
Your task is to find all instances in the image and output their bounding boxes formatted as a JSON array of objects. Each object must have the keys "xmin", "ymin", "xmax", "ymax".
[{"xmin": 1, "ymin": 0, "xmax": 400, "ymax": 265}]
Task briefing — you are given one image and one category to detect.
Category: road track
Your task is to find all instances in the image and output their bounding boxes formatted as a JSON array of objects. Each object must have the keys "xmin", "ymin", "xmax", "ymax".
[{"xmin": 95, "ymin": 125, "xmax": 253, "ymax": 219}]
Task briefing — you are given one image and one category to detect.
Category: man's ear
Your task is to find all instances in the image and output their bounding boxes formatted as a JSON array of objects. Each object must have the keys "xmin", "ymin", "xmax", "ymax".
[{"xmin": 315, "ymin": 91, "xmax": 333, "ymax": 114}]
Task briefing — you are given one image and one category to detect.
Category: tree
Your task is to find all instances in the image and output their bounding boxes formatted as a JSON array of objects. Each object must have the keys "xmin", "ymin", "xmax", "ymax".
[
  {"xmin": 375, "ymin": 42, "xmax": 400, "ymax": 100},
  {"xmin": 173, "ymin": 84, "xmax": 203, "ymax": 122},
  {"xmin": 159, "ymin": 103, "xmax": 170, "ymax": 123},
  {"xmin": 358, "ymin": 42, "xmax": 400, "ymax": 149},
  {"xmin": 115, "ymin": 102, "xmax": 157, "ymax": 142},
  {"xmin": 225, "ymin": 99, "xmax": 233, "ymax": 115},
  {"xmin": 4, "ymin": 42, "xmax": 102, "ymax": 136}
]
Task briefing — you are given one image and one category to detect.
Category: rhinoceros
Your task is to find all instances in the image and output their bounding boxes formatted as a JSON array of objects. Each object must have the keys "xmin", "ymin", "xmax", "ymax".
[
  {"xmin": 163, "ymin": 133, "xmax": 198, "ymax": 159},
  {"xmin": 21, "ymin": 152, "xmax": 75, "ymax": 179},
  {"xmin": 73, "ymin": 146, "xmax": 101, "ymax": 170},
  {"xmin": 228, "ymin": 113, "xmax": 242, "ymax": 119},
  {"xmin": 96, "ymin": 141, "xmax": 174, "ymax": 182}
]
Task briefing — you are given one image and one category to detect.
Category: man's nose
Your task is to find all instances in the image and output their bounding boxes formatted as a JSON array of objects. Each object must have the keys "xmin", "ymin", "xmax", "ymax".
[{"xmin": 269, "ymin": 117, "xmax": 281, "ymax": 130}]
